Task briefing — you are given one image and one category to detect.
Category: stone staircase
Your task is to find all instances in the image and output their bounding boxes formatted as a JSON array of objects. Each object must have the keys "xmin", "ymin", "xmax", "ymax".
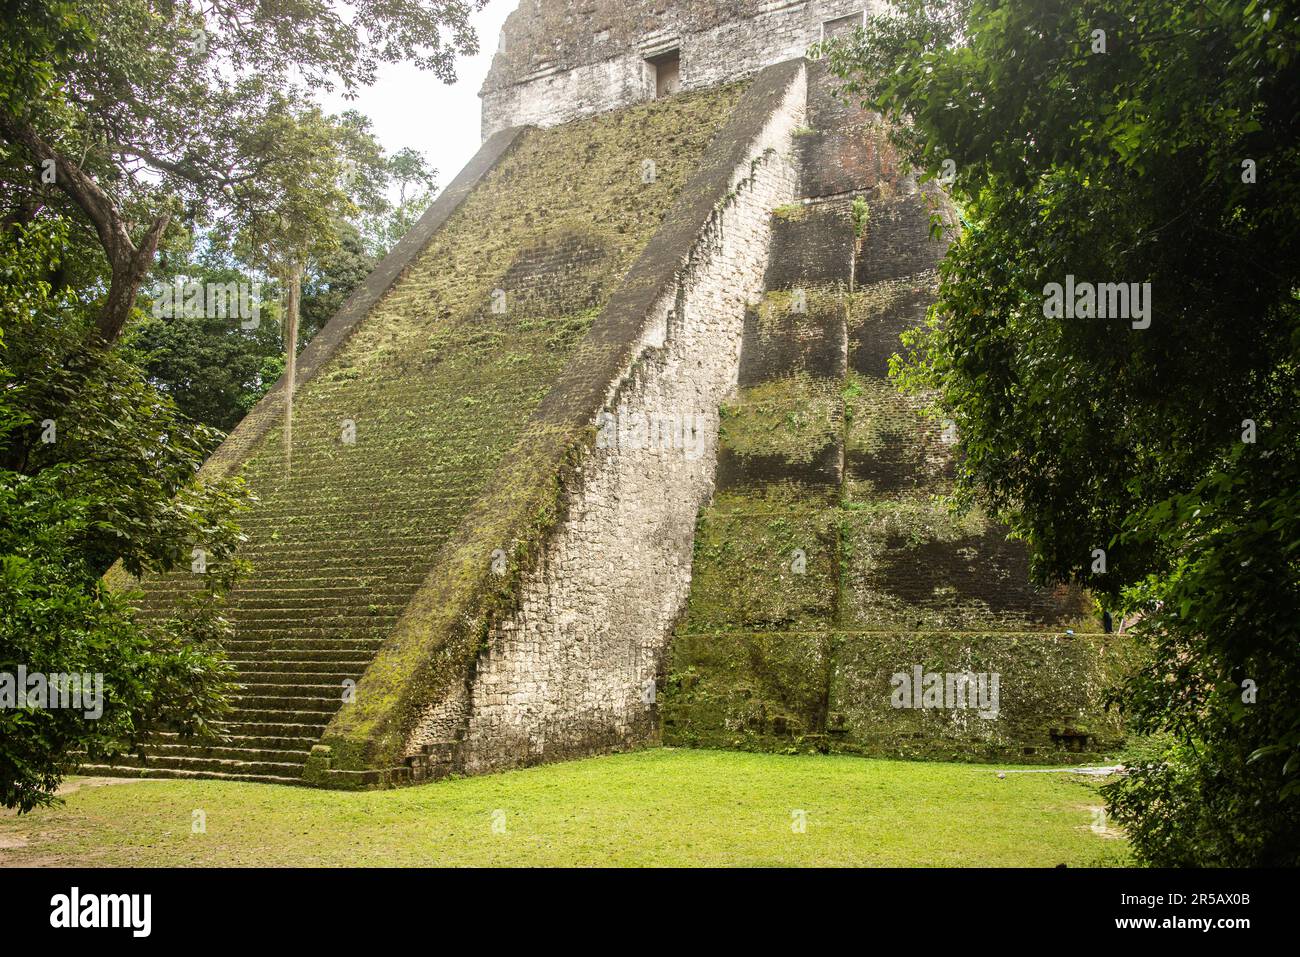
[
  {"xmin": 84, "ymin": 83, "xmax": 746, "ymax": 785},
  {"xmin": 82, "ymin": 491, "xmax": 433, "ymax": 784}
]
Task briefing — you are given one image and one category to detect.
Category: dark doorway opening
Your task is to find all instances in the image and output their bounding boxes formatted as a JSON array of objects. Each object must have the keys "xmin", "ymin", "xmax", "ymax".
[{"xmin": 646, "ymin": 49, "xmax": 681, "ymax": 98}]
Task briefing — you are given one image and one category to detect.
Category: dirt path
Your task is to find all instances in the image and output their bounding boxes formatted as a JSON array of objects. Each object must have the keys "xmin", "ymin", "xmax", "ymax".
[{"xmin": 0, "ymin": 777, "xmax": 139, "ymax": 867}]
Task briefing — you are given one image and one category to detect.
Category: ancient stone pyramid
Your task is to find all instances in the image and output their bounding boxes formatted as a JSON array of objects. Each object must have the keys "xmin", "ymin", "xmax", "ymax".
[{"xmin": 91, "ymin": 1, "xmax": 1127, "ymax": 788}]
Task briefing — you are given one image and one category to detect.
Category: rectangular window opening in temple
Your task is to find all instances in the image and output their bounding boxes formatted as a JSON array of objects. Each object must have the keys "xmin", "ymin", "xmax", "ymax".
[{"xmin": 647, "ymin": 49, "xmax": 681, "ymax": 98}]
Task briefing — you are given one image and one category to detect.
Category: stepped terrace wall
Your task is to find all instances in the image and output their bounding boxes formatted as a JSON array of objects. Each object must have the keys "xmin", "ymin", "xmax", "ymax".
[
  {"xmin": 660, "ymin": 65, "xmax": 1131, "ymax": 763},
  {"xmin": 664, "ymin": 274, "xmax": 1130, "ymax": 763}
]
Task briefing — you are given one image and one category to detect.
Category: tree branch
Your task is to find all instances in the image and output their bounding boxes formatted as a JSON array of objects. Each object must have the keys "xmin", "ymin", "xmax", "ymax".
[{"xmin": 0, "ymin": 114, "xmax": 170, "ymax": 344}]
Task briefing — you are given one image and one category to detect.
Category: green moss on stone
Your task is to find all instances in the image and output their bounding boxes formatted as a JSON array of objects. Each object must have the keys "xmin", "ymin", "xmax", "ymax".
[
  {"xmin": 719, "ymin": 374, "xmax": 841, "ymax": 464},
  {"xmin": 666, "ymin": 238, "xmax": 1113, "ymax": 761},
  {"xmin": 131, "ymin": 82, "xmax": 748, "ymax": 783},
  {"xmin": 663, "ymin": 629, "xmax": 1140, "ymax": 764},
  {"xmin": 682, "ymin": 484, "xmax": 838, "ymax": 633}
]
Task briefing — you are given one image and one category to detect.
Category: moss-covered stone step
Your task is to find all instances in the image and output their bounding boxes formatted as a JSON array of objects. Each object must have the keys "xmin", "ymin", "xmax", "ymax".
[
  {"xmin": 221, "ymin": 572, "xmax": 428, "ymax": 590},
  {"xmin": 242, "ymin": 447, "xmax": 502, "ymax": 470},
  {"xmin": 225, "ymin": 578, "xmax": 412, "ymax": 594},
  {"xmin": 125, "ymin": 607, "xmax": 401, "ymax": 629},
  {"xmin": 244, "ymin": 494, "xmax": 449, "ymax": 512},
  {"xmin": 230, "ymin": 661, "xmax": 368, "ymax": 677},
  {"xmin": 231, "ymin": 707, "xmax": 336, "ymax": 726},
  {"xmin": 150, "ymin": 731, "xmax": 318, "ymax": 752},
  {"xmin": 225, "ymin": 627, "xmax": 399, "ymax": 643},
  {"xmin": 223, "ymin": 590, "xmax": 420, "ymax": 608},
  {"xmin": 237, "ymin": 526, "xmax": 447, "ymax": 546},
  {"xmin": 231, "ymin": 556, "xmax": 436, "ymax": 575},
  {"xmin": 229, "ymin": 528, "xmax": 454, "ymax": 547},
  {"xmin": 77, "ymin": 762, "xmax": 304, "ymax": 786},
  {"xmin": 216, "ymin": 578, "xmax": 428, "ymax": 595},
  {"xmin": 226, "ymin": 667, "xmax": 367, "ymax": 680},
  {"xmin": 236, "ymin": 475, "xmax": 487, "ymax": 501},
  {"xmin": 221, "ymin": 646, "xmax": 381, "ymax": 662},
  {"xmin": 233, "ymin": 684, "xmax": 351, "ymax": 702},
  {"xmin": 237, "ymin": 484, "xmax": 464, "ymax": 504},
  {"xmin": 235, "ymin": 673, "xmax": 354, "ymax": 689},
  {"xmin": 233, "ymin": 688, "xmax": 346, "ymax": 706},
  {"xmin": 226, "ymin": 597, "xmax": 409, "ymax": 614},
  {"xmin": 222, "ymin": 647, "xmax": 385, "ymax": 660},
  {"xmin": 233, "ymin": 524, "xmax": 438, "ymax": 543},
  {"xmin": 224, "ymin": 612, "xmax": 402, "ymax": 628},
  {"xmin": 216, "ymin": 720, "xmax": 338, "ymax": 739},
  {"xmin": 234, "ymin": 541, "xmax": 444, "ymax": 562},
  {"xmin": 219, "ymin": 633, "xmax": 388, "ymax": 647},
  {"xmin": 220, "ymin": 575, "xmax": 423, "ymax": 595},
  {"xmin": 238, "ymin": 681, "xmax": 358, "ymax": 697},
  {"xmin": 223, "ymin": 624, "xmax": 385, "ymax": 637},
  {"xmin": 232, "ymin": 534, "xmax": 445, "ymax": 554},
  {"xmin": 131, "ymin": 575, "xmax": 424, "ymax": 601},
  {"xmin": 226, "ymin": 589, "xmax": 408, "ymax": 605},
  {"xmin": 242, "ymin": 501, "xmax": 470, "ymax": 523},
  {"xmin": 231, "ymin": 705, "xmax": 344, "ymax": 721},
  {"xmin": 133, "ymin": 581, "xmax": 420, "ymax": 601},
  {"xmin": 142, "ymin": 743, "xmax": 311, "ymax": 765},
  {"xmin": 237, "ymin": 498, "xmax": 472, "ymax": 519},
  {"xmin": 126, "ymin": 583, "xmax": 206, "ymax": 602}
]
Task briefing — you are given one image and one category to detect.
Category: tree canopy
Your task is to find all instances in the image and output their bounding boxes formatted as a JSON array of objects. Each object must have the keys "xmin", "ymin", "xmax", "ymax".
[
  {"xmin": 0, "ymin": 0, "xmax": 476, "ymax": 810},
  {"xmin": 824, "ymin": 0, "xmax": 1300, "ymax": 864},
  {"xmin": 0, "ymin": 0, "xmax": 477, "ymax": 344}
]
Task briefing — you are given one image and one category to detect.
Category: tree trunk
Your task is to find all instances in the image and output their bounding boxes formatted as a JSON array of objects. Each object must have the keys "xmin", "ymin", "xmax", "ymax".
[
  {"xmin": 282, "ymin": 262, "xmax": 303, "ymax": 479},
  {"xmin": 0, "ymin": 114, "xmax": 169, "ymax": 345}
]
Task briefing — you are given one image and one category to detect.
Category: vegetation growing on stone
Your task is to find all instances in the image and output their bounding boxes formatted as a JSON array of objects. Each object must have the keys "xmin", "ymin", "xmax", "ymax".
[
  {"xmin": 666, "ymin": 257, "xmax": 1106, "ymax": 760},
  {"xmin": 851, "ymin": 197, "xmax": 869, "ymax": 238},
  {"xmin": 684, "ymin": 484, "xmax": 839, "ymax": 632},
  {"xmin": 116, "ymin": 82, "xmax": 746, "ymax": 784},
  {"xmin": 719, "ymin": 374, "xmax": 841, "ymax": 465}
]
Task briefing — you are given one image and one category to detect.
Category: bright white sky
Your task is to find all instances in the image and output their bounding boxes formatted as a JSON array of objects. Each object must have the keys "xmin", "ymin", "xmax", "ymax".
[{"xmin": 318, "ymin": 0, "xmax": 518, "ymax": 199}]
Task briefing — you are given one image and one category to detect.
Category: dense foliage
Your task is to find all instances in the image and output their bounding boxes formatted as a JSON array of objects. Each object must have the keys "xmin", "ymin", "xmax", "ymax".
[
  {"xmin": 0, "ymin": 0, "xmax": 469, "ymax": 810},
  {"xmin": 0, "ymin": 0, "xmax": 475, "ymax": 344},
  {"xmin": 0, "ymin": 219, "xmax": 247, "ymax": 811},
  {"xmin": 824, "ymin": 0, "xmax": 1300, "ymax": 864}
]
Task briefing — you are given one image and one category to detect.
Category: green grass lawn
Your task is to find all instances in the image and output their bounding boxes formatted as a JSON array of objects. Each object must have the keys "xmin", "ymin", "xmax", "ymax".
[{"xmin": 0, "ymin": 748, "xmax": 1130, "ymax": 867}]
